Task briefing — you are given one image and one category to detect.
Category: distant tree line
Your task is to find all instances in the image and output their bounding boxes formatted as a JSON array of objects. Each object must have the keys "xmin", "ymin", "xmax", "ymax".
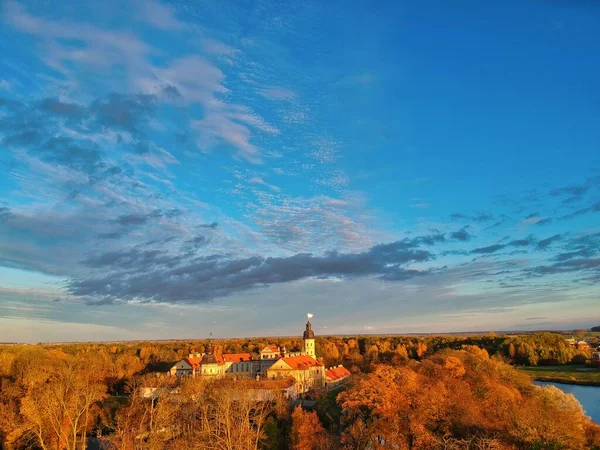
[{"xmin": 316, "ymin": 332, "xmax": 596, "ymax": 370}]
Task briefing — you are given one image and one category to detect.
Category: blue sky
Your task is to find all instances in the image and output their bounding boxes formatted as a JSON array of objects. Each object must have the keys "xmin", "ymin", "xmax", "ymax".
[{"xmin": 0, "ymin": 0, "xmax": 599, "ymax": 342}]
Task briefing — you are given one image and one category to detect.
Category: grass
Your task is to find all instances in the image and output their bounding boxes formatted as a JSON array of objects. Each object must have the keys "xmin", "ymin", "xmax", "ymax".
[{"xmin": 518, "ymin": 364, "xmax": 600, "ymax": 385}]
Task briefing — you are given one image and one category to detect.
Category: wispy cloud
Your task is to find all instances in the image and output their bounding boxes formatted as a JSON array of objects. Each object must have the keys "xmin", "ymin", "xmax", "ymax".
[
  {"xmin": 133, "ymin": 0, "xmax": 186, "ymax": 31},
  {"xmin": 258, "ymin": 86, "xmax": 296, "ymax": 101},
  {"xmin": 471, "ymin": 244, "xmax": 506, "ymax": 254},
  {"xmin": 3, "ymin": 1, "xmax": 276, "ymax": 164}
]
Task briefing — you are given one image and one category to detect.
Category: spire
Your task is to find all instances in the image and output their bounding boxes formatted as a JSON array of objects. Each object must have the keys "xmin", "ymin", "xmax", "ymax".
[
  {"xmin": 303, "ymin": 317, "xmax": 315, "ymax": 339},
  {"xmin": 303, "ymin": 314, "xmax": 316, "ymax": 358},
  {"xmin": 202, "ymin": 332, "xmax": 218, "ymax": 364},
  {"xmin": 207, "ymin": 332, "xmax": 213, "ymax": 353}
]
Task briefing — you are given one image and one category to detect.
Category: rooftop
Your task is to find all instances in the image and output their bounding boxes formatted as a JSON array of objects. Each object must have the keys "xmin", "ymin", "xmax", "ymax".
[
  {"xmin": 279, "ymin": 355, "xmax": 324, "ymax": 370},
  {"xmin": 325, "ymin": 365, "xmax": 351, "ymax": 381}
]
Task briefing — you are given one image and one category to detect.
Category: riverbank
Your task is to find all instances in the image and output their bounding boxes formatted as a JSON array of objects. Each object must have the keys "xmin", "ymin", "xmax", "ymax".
[
  {"xmin": 518, "ymin": 364, "xmax": 600, "ymax": 386},
  {"xmin": 534, "ymin": 381, "xmax": 600, "ymax": 424}
]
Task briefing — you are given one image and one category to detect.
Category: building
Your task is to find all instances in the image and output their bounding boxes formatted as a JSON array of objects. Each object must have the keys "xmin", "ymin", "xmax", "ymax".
[
  {"xmin": 325, "ymin": 365, "xmax": 351, "ymax": 389},
  {"xmin": 170, "ymin": 343, "xmax": 252, "ymax": 377},
  {"xmin": 267, "ymin": 355, "xmax": 325, "ymax": 393},
  {"xmin": 303, "ymin": 319, "xmax": 316, "ymax": 358},
  {"xmin": 169, "ymin": 316, "xmax": 348, "ymax": 395},
  {"xmin": 170, "ymin": 356, "xmax": 201, "ymax": 377},
  {"xmin": 223, "ymin": 353, "xmax": 253, "ymax": 375},
  {"xmin": 260, "ymin": 345, "xmax": 281, "ymax": 360}
]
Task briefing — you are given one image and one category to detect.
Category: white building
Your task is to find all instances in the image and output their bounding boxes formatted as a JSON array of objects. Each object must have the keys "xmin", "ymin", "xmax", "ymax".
[{"xmin": 170, "ymin": 343, "xmax": 252, "ymax": 378}]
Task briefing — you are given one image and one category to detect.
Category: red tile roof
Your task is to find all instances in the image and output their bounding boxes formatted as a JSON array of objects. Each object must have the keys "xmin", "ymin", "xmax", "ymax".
[
  {"xmin": 325, "ymin": 365, "xmax": 351, "ymax": 381},
  {"xmin": 222, "ymin": 353, "xmax": 252, "ymax": 363},
  {"xmin": 279, "ymin": 355, "xmax": 324, "ymax": 370},
  {"xmin": 183, "ymin": 357, "xmax": 202, "ymax": 370}
]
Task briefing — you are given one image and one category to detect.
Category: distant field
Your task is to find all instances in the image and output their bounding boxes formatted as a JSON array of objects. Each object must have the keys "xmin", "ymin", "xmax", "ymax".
[{"xmin": 519, "ymin": 365, "xmax": 600, "ymax": 385}]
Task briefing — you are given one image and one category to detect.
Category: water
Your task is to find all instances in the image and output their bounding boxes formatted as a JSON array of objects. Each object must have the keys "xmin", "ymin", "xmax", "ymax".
[{"xmin": 534, "ymin": 381, "xmax": 600, "ymax": 423}]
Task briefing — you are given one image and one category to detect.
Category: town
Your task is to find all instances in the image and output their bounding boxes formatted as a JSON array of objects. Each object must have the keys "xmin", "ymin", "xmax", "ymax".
[{"xmin": 167, "ymin": 315, "xmax": 351, "ymax": 398}]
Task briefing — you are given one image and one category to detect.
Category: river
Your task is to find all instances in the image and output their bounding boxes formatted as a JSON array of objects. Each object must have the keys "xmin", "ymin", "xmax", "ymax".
[{"xmin": 534, "ymin": 381, "xmax": 600, "ymax": 423}]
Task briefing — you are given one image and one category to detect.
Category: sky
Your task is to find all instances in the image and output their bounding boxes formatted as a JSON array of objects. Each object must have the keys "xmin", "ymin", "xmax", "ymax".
[{"xmin": 0, "ymin": 0, "xmax": 599, "ymax": 342}]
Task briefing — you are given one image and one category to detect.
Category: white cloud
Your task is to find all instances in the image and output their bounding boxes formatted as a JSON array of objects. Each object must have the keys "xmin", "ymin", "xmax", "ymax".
[
  {"xmin": 317, "ymin": 169, "xmax": 350, "ymax": 190},
  {"xmin": 250, "ymin": 194, "xmax": 377, "ymax": 252},
  {"xmin": 142, "ymin": 55, "xmax": 227, "ymax": 103},
  {"xmin": 309, "ymin": 138, "xmax": 340, "ymax": 164},
  {"xmin": 192, "ymin": 113, "xmax": 260, "ymax": 163},
  {"xmin": 249, "ymin": 176, "xmax": 281, "ymax": 192},
  {"xmin": 258, "ymin": 86, "xmax": 296, "ymax": 101},
  {"xmin": 4, "ymin": 3, "xmax": 276, "ymax": 164},
  {"xmin": 4, "ymin": 1, "xmax": 151, "ymax": 75},
  {"xmin": 520, "ymin": 216, "xmax": 548, "ymax": 227},
  {"xmin": 133, "ymin": 0, "xmax": 185, "ymax": 31},
  {"xmin": 201, "ymin": 38, "xmax": 238, "ymax": 59}
]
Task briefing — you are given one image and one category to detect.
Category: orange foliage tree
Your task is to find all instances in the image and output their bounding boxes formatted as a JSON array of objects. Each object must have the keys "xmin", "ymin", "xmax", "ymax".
[
  {"xmin": 339, "ymin": 348, "xmax": 599, "ymax": 450},
  {"xmin": 290, "ymin": 407, "xmax": 335, "ymax": 450}
]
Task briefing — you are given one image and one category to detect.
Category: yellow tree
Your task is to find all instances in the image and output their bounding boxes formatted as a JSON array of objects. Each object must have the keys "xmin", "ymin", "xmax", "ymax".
[
  {"xmin": 105, "ymin": 375, "xmax": 182, "ymax": 450},
  {"xmin": 203, "ymin": 381, "xmax": 276, "ymax": 450},
  {"xmin": 21, "ymin": 356, "xmax": 107, "ymax": 450}
]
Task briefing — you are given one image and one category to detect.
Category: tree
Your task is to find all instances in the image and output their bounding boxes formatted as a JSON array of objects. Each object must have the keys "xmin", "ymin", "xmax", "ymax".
[
  {"xmin": 340, "ymin": 364, "xmax": 447, "ymax": 449},
  {"xmin": 508, "ymin": 343, "xmax": 516, "ymax": 359},
  {"xmin": 339, "ymin": 349, "xmax": 600, "ymax": 449},
  {"xmin": 290, "ymin": 407, "xmax": 333, "ymax": 450},
  {"xmin": 20, "ymin": 356, "xmax": 107, "ymax": 450},
  {"xmin": 365, "ymin": 344, "xmax": 379, "ymax": 363},
  {"xmin": 416, "ymin": 341, "xmax": 428, "ymax": 359},
  {"xmin": 393, "ymin": 344, "xmax": 409, "ymax": 363},
  {"xmin": 196, "ymin": 381, "xmax": 279, "ymax": 450},
  {"xmin": 510, "ymin": 385, "xmax": 591, "ymax": 449},
  {"xmin": 105, "ymin": 375, "xmax": 182, "ymax": 450},
  {"xmin": 0, "ymin": 377, "xmax": 27, "ymax": 448}
]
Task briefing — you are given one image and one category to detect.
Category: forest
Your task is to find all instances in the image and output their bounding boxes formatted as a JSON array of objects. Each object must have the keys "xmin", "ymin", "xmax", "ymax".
[{"xmin": 0, "ymin": 332, "xmax": 599, "ymax": 449}]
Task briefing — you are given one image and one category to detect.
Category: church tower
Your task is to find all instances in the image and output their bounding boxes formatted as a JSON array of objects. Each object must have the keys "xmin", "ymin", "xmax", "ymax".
[{"xmin": 303, "ymin": 315, "xmax": 316, "ymax": 358}]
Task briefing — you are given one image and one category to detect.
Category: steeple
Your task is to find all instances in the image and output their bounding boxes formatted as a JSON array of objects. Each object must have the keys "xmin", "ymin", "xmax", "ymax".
[
  {"xmin": 303, "ymin": 313, "xmax": 316, "ymax": 358},
  {"xmin": 201, "ymin": 333, "xmax": 218, "ymax": 364},
  {"xmin": 303, "ymin": 319, "xmax": 315, "ymax": 339}
]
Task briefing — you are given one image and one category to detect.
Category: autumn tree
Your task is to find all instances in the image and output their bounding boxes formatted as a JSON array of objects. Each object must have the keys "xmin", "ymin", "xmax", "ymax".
[
  {"xmin": 290, "ymin": 407, "xmax": 334, "ymax": 450},
  {"xmin": 201, "ymin": 381, "xmax": 279, "ymax": 450},
  {"xmin": 105, "ymin": 377, "xmax": 282, "ymax": 450},
  {"xmin": 0, "ymin": 377, "xmax": 27, "ymax": 449},
  {"xmin": 20, "ymin": 355, "xmax": 108, "ymax": 450},
  {"xmin": 104, "ymin": 375, "xmax": 182, "ymax": 450},
  {"xmin": 393, "ymin": 344, "xmax": 409, "ymax": 363},
  {"xmin": 339, "ymin": 348, "xmax": 599, "ymax": 449}
]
